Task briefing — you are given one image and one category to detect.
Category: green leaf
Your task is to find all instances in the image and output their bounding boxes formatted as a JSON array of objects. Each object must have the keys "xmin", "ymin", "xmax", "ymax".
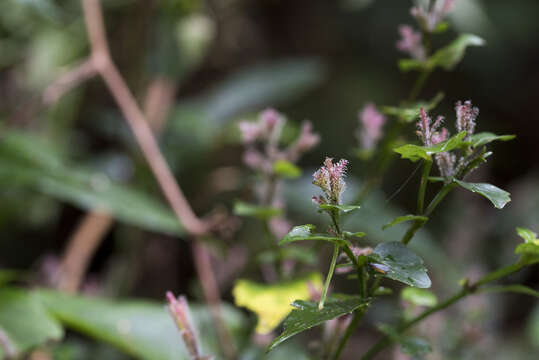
[
  {"xmin": 373, "ymin": 287, "xmax": 393, "ymax": 296},
  {"xmin": 469, "ymin": 132, "xmax": 516, "ymax": 148},
  {"xmin": 280, "ymin": 225, "xmax": 348, "ymax": 246},
  {"xmin": 517, "ymin": 227, "xmax": 538, "ymax": 243},
  {"xmin": 273, "ymin": 160, "xmax": 302, "ymax": 179},
  {"xmin": 515, "ymin": 227, "xmax": 539, "ymax": 265},
  {"xmin": 233, "ymin": 201, "xmax": 282, "ymax": 220},
  {"xmin": 382, "ymin": 215, "xmax": 428, "ymax": 230},
  {"xmin": 401, "ymin": 287, "xmax": 438, "ymax": 307},
  {"xmin": 454, "ymin": 180, "xmax": 511, "ymax": 209},
  {"xmin": 398, "ymin": 58, "xmax": 426, "ymax": 72},
  {"xmin": 394, "ymin": 131, "xmax": 467, "ymax": 162},
  {"xmin": 318, "ymin": 204, "xmax": 361, "ymax": 213},
  {"xmin": 232, "ymin": 273, "xmax": 322, "ymax": 334},
  {"xmin": 0, "ymin": 131, "xmax": 184, "ymax": 235},
  {"xmin": 382, "ymin": 92, "xmax": 444, "ymax": 123},
  {"xmin": 432, "ymin": 21, "xmax": 449, "ymax": 34},
  {"xmin": 479, "ymin": 285, "xmax": 539, "ymax": 298},
  {"xmin": 343, "ymin": 231, "xmax": 366, "ymax": 239},
  {"xmin": 35, "ymin": 290, "xmax": 245, "ymax": 360},
  {"xmin": 428, "ymin": 34, "xmax": 485, "ymax": 71},
  {"xmin": 0, "ymin": 270, "xmax": 19, "ymax": 287},
  {"xmin": 369, "ymin": 242, "xmax": 431, "ymax": 288},
  {"xmin": 0, "ymin": 288, "xmax": 63, "ymax": 358},
  {"xmin": 268, "ymin": 297, "xmax": 369, "ymax": 351}
]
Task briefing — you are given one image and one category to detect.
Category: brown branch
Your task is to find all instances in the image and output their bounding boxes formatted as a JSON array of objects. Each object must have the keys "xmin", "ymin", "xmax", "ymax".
[{"xmin": 42, "ymin": 58, "xmax": 97, "ymax": 105}]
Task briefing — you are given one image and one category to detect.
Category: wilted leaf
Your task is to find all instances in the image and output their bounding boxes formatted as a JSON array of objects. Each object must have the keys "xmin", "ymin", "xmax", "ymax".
[
  {"xmin": 369, "ymin": 242, "xmax": 431, "ymax": 288},
  {"xmin": 232, "ymin": 273, "xmax": 322, "ymax": 334},
  {"xmin": 454, "ymin": 180, "xmax": 511, "ymax": 209},
  {"xmin": 279, "ymin": 225, "xmax": 347, "ymax": 246},
  {"xmin": 382, "ymin": 215, "xmax": 428, "ymax": 230},
  {"xmin": 394, "ymin": 131, "xmax": 466, "ymax": 162},
  {"xmin": 401, "ymin": 287, "xmax": 437, "ymax": 307},
  {"xmin": 0, "ymin": 288, "xmax": 63, "ymax": 358},
  {"xmin": 268, "ymin": 297, "xmax": 369, "ymax": 351}
]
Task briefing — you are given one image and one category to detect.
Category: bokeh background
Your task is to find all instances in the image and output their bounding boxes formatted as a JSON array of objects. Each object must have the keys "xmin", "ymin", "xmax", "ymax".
[{"xmin": 1, "ymin": 0, "xmax": 538, "ymax": 359}]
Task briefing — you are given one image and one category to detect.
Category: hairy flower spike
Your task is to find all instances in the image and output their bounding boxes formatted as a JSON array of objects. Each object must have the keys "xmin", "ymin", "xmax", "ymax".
[
  {"xmin": 238, "ymin": 108, "xmax": 285, "ymax": 144},
  {"xmin": 396, "ymin": 25, "xmax": 426, "ymax": 61},
  {"xmin": 455, "ymin": 100, "xmax": 479, "ymax": 139},
  {"xmin": 435, "ymin": 151, "xmax": 457, "ymax": 179},
  {"xmin": 416, "ymin": 108, "xmax": 444, "ymax": 146},
  {"xmin": 411, "ymin": 0, "xmax": 456, "ymax": 32},
  {"xmin": 357, "ymin": 103, "xmax": 386, "ymax": 150},
  {"xmin": 313, "ymin": 158, "xmax": 349, "ymax": 205},
  {"xmin": 166, "ymin": 292, "xmax": 204, "ymax": 360}
]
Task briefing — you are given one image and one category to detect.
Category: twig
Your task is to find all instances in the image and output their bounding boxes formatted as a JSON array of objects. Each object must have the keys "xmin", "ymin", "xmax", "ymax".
[
  {"xmin": 57, "ymin": 210, "xmax": 113, "ymax": 292},
  {"xmin": 42, "ymin": 58, "xmax": 97, "ymax": 105}
]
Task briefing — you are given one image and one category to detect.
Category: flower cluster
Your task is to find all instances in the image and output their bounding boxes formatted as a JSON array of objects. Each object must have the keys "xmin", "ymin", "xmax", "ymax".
[
  {"xmin": 416, "ymin": 100, "xmax": 480, "ymax": 180},
  {"xmin": 411, "ymin": 0, "xmax": 456, "ymax": 32},
  {"xmin": 312, "ymin": 157, "xmax": 349, "ymax": 206},
  {"xmin": 357, "ymin": 103, "xmax": 386, "ymax": 150},
  {"xmin": 396, "ymin": 25, "xmax": 426, "ymax": 61}
]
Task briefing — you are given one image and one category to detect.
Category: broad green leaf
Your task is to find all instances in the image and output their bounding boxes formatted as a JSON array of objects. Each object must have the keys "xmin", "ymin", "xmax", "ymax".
[
  {"xmin": 517, "ymin": 227, "xmax": 538, "ymax": 243},
  {"xmin": 0, "ymin": 288, "xmax": 63, "ymax": 358},
  {"xmin": 318, "ymin": 204, "xmax": 361, "ymax": 213},
  {"xmin": 454, "ymin": 180, "xmax": 511, "ymax": 209},
  {"xmin": 232, "ymin": 273, "xmax": 322, "ymax": 334},
  {"xmin": 36, "ymin": 290, "xmax": 245, "ymax": 360},
  {"xmin": 382, "ymin": 215, "xmax": 428, "ymax": 230},
  {"xmin": 382, "ymin": 93, "xmax": 444, "ymax": 123},
  {"xmin": 370, "ymin": 242, "xmax": 431, "ymax": 288},
  {"xmin": 280, "ymin": 224, "xmax": 348, "ymax": 246},
  {"xmin": 469, "ymin": 132, "xmax": 516, "ymax": 148},
  {"xmin": 401, "ymin": 287, "xmax": 437, "ymax": 307},
  {"xmin": 428, "ymin": 34, "xmax": 485, "ymax": 70},
  {"xmin": 0, "ymin": 131, "xmax": 183, "ymax": 235},
  {"xmin": 233, "ymin": 201, "xmax": 282, "ymax": 220},
  {"xmin": 394, "ymin": 131, "xmax": 466, "ymax": 162},
  {"xmin": 268, "ymin": 297, "xmax": 369, "ymax": 351},
  {"xmin": 273, "ymin": 160, "xmax": 302, "ymax": 179},
  {"xmin": 479, "ymin": 285, "xmax": 539, "ymax": 298}
]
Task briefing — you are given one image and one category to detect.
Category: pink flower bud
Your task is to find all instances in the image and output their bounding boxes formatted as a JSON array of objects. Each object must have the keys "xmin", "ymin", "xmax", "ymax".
[
  {"xmin": 455, "ymin": 100, "xmax": 479, "ymax": 139},
  {"xmin": 396, "ymin": 25, "xmax": 426, "ymax": 61},
  {"xmin": 358, "ymin": 103, "xmax": 386, "ymax": 150},
  {"xmin": 411, "ymin": 0, "xmax": 456, "ymax": 32},
  {"xmin": 313, "ymin": 157, "xmax": 349, "ymax": 205},
  {"xmin": 416, "ymin": 108, "xmax": 444, "ymax": 146},
  {"xmin": 287, "ymin": 121, "xmax": 320, "ymax": 162},
  {"xmin": 238, "ymin": 121, "xmax": 261, "ymax": 143}
]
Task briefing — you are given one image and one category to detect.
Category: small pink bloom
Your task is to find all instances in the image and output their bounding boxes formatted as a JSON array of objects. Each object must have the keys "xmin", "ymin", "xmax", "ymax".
[
  {"xmin": 238, "ymin": 121, "xmax": 261, "ymax": 143},
  {"xmin": 416, "ymin": 108, "xmax": 444, "ymax": 146},
  {"xmin": 455, "ymin": 100, "xmax": 479, "ymax": 139},
  {"xmin": 396, "ymin": 25, "xmax": 426, "ymax": 61},
  {"xmin": 358, "ymin": 103, "xmax": 386, "ymax": 150},
  {"xmin": 313, "ymin": 157, "xmax": 349, "ymax": 205},
  {"xmin": 431, "ymin": 127, "xmax": 448, "ymax": 145}
]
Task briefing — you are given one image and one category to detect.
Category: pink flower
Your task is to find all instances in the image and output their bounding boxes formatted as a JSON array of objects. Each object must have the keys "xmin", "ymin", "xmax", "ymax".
[
  {"xmin": 455, "ymin": 100, "xmax": 479, "ymax": 139},
  {"xmin": 431, "ymin": 127, "xmax": 448, "ymax": 145},
  {"xmin": 396, "ymin": 25, "xmax": 426, "ymax": 61},
  {"xmin": 411, "ymin": 0, "xmax": 456, "ymax": 32},
  {"xmin": 313, "ymin": 157, "xmax": 349, "ymax": 205},
  {"xmin": 416, "ymin": 107, "xmax": 444, "ymax": 146},
  {"xmin": 287, "ymin": 121, "xmax": 320, "ymax": 161},
  {"xmin": 358, "ymin": 103, "xmax": 386, "ymax": 150}
]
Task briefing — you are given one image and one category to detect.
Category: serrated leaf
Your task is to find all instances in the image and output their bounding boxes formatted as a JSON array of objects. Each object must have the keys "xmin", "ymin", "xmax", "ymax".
[
  {"xmin": 233, "ymin": 201, "xmax": 282, "ymax": 220},
  {"xmin": 273, "ymin": 160, "xmax": 302, "ymax": 179},
  {"xmin": 428, "ymin": 34, "xmax": 485, "ymax": 71},
  {"xmin": 394, "ymin": 131, "xmax": 466, "ymax": 162},
  {"xmin": 382, "ymin": 93, "xmax": 444, "ymax": 123},
  {"xmin": 280, "ymin": 225, "xmax": 347, "ymax": 246},
  {"xmin": 401, "ymin": 287, "xmax": 437, "ymax": 307},
  {"xmin": 232, "ymin": 273, "xmax": 322, "ymax": 334},
  {"xmin": 479, "ymin": 285, "xmax": 539, "ymax": 298},
  {"xmin": 0, "ymin": 288, "xmax": 63, "ymax": 358},
  {"xmin": 382, "ymin": 215, "xmax": 428, "ymax": 230},
  {"xmin": 36, "ymin": 289, "xmax": 245, "ymax": 360},
  {"xmin": 370, "ymin": 242, "xmax": 431, "ymax": 288},
  {"xmin": 454, "ymin": 180, "xmax": 511, "ymax": 209},
  {"xmin": 318, "ymin": 204, "xmax": 360, "ymax": 213},
  {"xmin": 268, "ymin": 297, "xmax": 369, "ymax": 351},
  {"xmin": 469, "ymin": 132, "xmax": 516, "ymax": 148}
]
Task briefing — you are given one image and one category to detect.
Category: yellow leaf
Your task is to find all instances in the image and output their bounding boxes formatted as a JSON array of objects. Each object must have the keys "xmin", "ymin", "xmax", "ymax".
[{"xmin": 232, "ymin": 273, "xmax": 322, "ymax": 334}]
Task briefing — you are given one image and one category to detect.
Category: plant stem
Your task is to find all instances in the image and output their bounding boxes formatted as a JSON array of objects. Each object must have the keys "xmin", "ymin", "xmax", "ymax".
[
  {"xmin": 360, "ymin": 261, "xmax": 526, "ymax": 359},
  {"xmin": 333, "ymin": 309, "xmax": 366, "ymax": 360},
  {"xmin": 408, "ymin": 69, "xmax": 431, "ymax": 102},
  {"xmin": 319, "ymin": 243, "xmax": 340, "ymax": 310},
  {"xmin": 417, "ymin": 159, "xmax": 432, "ymax": 214}
]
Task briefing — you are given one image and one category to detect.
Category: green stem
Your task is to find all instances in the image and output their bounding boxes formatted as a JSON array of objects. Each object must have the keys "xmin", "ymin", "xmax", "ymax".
[
  {"xmin": 361, "ymin": 261, "xmax": 526, "ymax": 359},
  {"xmin": 333, "ymin": 309, "xmax": 366, "ymax": 360},
  {"xmin": 319, "ymin": 243, "xmax": 340, "ymax": 310},
  {"xmin": 417, "ymin": 159, "xmax": 432, "ymax": 214},
  {"xmin": 369, "ymin": 276, "xmax": 382, "ymax": 297},
  {"xmin": 408, "ymin": 69, "xmax": 431, "ymax": 102}
]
